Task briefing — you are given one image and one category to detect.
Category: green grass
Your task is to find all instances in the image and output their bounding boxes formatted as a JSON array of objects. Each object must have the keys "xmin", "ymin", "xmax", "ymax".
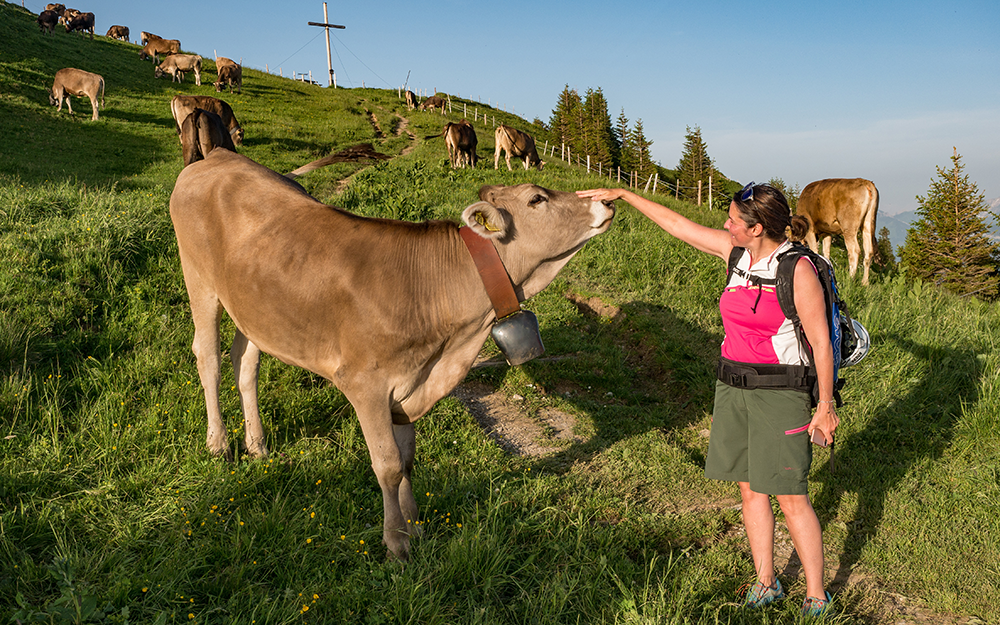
[{"xmin": 2, "ymin": 3, "xmax": 999, "ymax": 623}]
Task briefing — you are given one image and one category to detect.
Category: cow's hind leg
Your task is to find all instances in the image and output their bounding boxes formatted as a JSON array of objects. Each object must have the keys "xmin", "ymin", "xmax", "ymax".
[
  {"xmin": 231, "ymin": 330, "xmax": 268, "ymax": 457},
  {"xmin": 843, "ymin": 231, "xmax": 861, "ymax": 280},
  {"xmin": 186, "ymin": 281, "xmax": 229, "ymax": 457}
]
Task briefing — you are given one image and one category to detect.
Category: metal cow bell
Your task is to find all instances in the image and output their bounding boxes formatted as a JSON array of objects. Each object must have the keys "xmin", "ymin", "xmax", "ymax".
[{"xmin": 491, "ymin": 310, "xmax": 545, "ymax": 366}]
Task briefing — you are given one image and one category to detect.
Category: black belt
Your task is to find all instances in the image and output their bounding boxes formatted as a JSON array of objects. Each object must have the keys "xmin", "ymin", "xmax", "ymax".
[{"xmin": 717, "ymin": 357, "xmax": 814, "ymax": 391}]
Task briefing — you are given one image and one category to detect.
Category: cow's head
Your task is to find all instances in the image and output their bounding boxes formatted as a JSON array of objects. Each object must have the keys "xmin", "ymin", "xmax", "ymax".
[
  {"xmin": 154, "ymin": 66, "xmax": 165, "ymax": 79},
  {"xmin": 465, "ymin": 184, "xmax": 615, "ymax": 299},
  {"xmin": 230, "ymin": 126, "xmax": 245, "ymax": 146},
  {"xmin": 48, "ymin": 89, "xmax": 58, "ymax": 106}
]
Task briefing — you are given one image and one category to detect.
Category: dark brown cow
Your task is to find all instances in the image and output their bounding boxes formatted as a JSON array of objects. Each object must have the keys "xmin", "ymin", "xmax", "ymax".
[
  {"xmin": 140, "ymin": 38, "xmax": 180, "ymax": 63},
  {"xmin": 49, "ymin": 67, "xmax": 104, "ymax": 121},
  {"xmin": 105, "ymin": 25, "xmax": 129, "ymax": 41},
  {"xmin": 180, "ymin": 108, "xmax": 237, "ymax": 167},
  {"xmin": 59, "ymin": 7, "xmax": 79, "ymax": 26},
  {"xmin": 405, "ymin": 90, "xmax": 417, "ymax": 110},
  {"xmin": 65, "ymin": 11, "xmax": 95, "ymax": 39},
  {"xmin": 796, "ymin": 178, "xmax": 879, "ymax": 285},
  {"xmin": 36, "ymin": 10, "xmax": 59, "ymax": 34},
  {"xmin": 169, "ymin": 152, "xmax": 615, "ymax": 560},
  {"xmin": 170, "ymin": 95, "xmax": 244, "ymax": 146},
  {"xmin": 494, "ymin": 125, "xmax": 544, "ymax": 171},
  {"xmin": 419, "ymin": 94, "xmax": 446, "ymax": 111},
  {"xmin": 214, "ymin": 63, "xmax": 242, "ymax": 94}
]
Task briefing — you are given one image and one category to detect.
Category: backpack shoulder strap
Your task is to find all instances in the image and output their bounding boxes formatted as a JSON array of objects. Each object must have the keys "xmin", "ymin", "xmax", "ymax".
[{"xmin": 726, "ymin": 246, "xmax": 744, "ymax": 282}]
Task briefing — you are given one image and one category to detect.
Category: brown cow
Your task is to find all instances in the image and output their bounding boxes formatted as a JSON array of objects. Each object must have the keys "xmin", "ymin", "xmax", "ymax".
[
  {"xmin": 494, "ymin": 125, "xmax": 544, "ymax": 171},
  {"xmin": 140, "ymin": 31, "xmax": 160, "ymax": 45},
  {"xmin": 169, "ymin": 152, "xmax": 615, "ymax": 560},
  {"xmin": 214, "ymin": 63, "xmax": 242, "ymax": 94},
  {"xmin": 36, "ymin": 10, "xmax": 59, "ymax": 34},
  {"xmin": 796, "ymin": 178, "xmax": 879, "ymax": 285},
  {"xmin": 155, "ymin": 54, "xmax": 202, "ymax": 85},
  {"xmin": 180, "ymin": 108, "xmax": 237, "ymax": 167},
  {"xmin": 140, "ymin": 38, "xmax": 180, "ymax": 63},
  {"xmin": 59, "ymin": 8, "xmax": 79, "ymax": 26},
  {"xmin": 405, "ymin": 90, "xmax": 417, "ymax": 111},
  {"xmin": 44, "ymin": 3, "xmax": 65, "ymax": 13},
  {"xmin": 105, "ymin": 25, "xmax": 129, "ymax": 41},
  {"xmin": 49, "ymin": 67, "xmax": 104, "ymax": 121},
  {"xmin": 170, "ymin": 95, "xmax": 244, "ymax": 146},
  {"xmin": 419, "ymin": 94, "xmax": 446, "ymax": 111},
  {"xmin": 65, "ymin": 11, "xmax": 95, "ymax": 40},
  {"xmin": 443, "ymin": 120, "xmax": 478, "ymax": 168}
]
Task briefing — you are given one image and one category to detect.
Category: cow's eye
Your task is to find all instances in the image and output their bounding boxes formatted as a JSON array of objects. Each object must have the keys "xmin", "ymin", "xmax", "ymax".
[{"xmin": 528, "ymin": 194, "xmax": 546, "ymax": 207}]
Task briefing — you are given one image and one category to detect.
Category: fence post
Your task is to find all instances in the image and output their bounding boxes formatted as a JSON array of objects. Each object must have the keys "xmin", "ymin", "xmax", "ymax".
[
  {"xmin": 652, "ymin": 173, "xmax": 658, "ymax": 195},
  {"xmin": 675, "ymin": 181, "xmax": 679, "ymax": 200},
  {"xmin": 617, "ymin": 166, "xmax": 621, "ymax": 183},
  {"xmin": 587, "ymin": 155, "xmax": 590, "ymax": 173},
  {"xmin": 708, "ymin": 174, "xmax": 712, "ymax": 209},
  {"xmin": 697, "ymin": 180, "xmax": 702, "ymax": 206}
]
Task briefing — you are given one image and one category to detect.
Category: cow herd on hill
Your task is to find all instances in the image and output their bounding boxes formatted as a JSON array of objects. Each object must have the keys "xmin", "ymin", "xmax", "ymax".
[{"xmin": 27, "ymin": 2, "xmax": 879, "ymax": 562}]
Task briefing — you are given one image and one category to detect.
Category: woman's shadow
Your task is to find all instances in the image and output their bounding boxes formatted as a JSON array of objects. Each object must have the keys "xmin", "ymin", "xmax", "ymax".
[{"xmin": 782, "ymin": 333, "xmax": 982, "ymax": 588}]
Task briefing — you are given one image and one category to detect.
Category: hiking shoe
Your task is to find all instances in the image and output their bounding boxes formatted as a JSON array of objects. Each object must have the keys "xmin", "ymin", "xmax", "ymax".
[
  {"xmin": 742, "ymin": 578, "xmax": 784, "ymax": 607},
  {"xmin": 802, "ymin": 591, "xmax": 833, "ymax": 617}
]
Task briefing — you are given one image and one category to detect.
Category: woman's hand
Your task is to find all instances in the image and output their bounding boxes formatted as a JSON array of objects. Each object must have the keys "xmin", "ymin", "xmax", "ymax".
[
  {"xmin": 576, "ymin": 188, "xmax": 628, "ymax": 203},
  {"xmin": 808, "ymin": 402, "xmax": 840, "ymax": 446}
]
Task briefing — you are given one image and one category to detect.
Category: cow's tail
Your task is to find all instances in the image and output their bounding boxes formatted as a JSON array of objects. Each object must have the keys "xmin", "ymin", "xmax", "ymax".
[
  {"xmin": 285, "ymin": 143, "xmax": 390, "ymax": 179},
  {"xmin": 865, "ymin": 182, "xmax": 879, "ymax": 251},
  {"xmin": 98, "ymin": 77, "xmax": 105, "ymax": 109}
]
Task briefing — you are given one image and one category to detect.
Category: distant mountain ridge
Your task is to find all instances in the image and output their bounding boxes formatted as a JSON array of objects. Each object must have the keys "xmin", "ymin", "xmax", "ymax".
[{"xmin": 879, "ymin": 198, "xmax": 1000, "ymax": 256}]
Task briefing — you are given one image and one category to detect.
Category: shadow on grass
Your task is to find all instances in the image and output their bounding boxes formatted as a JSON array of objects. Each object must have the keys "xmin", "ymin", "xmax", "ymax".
[{"xmin": 810, "ymin": 333, "xmax": 979, "ymax": 589}]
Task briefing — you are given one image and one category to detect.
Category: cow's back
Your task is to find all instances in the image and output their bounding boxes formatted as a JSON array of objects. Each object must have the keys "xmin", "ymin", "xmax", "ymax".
[{"xmin": 798, "ymin": 178, "xmax": 876, "ymax": 233}]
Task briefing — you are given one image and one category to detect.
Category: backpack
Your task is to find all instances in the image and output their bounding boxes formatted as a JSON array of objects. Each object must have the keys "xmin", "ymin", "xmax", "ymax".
[{"xmin": 726, "ymin": 242, "xmax": 861, "ymax": 407}]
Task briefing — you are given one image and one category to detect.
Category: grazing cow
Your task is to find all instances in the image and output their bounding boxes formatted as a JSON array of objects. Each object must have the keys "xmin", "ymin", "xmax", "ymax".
[
  {"xmin": 49, "ymin": 67, "xmax": 104, "ymax": 121},
  {"xmin": 419, "ymin": 94, "xmax": 446, "ymax": 111},
  {"xmin": 45, "ymin": 3, "xmax": 65, "ymax": 13},
  {"xmin": 180, "ymin": 108, "xmax": 236, "ymax": 167},
  {"xmin": 65, "ymin": 11, "xmax": 95, "ymax": 40},
  {"xmin": 169, "ymin": 151, "xmax": 615, "ymax": 560},
  {"xmin": 140, "ymin": 38, "xmax": 180, "ymax": 63},
  {"xmin": 105, "ymin": 25, "xmax": 129, "ymax": 41},
  {"xmin": 214, "ymin": 63, "xmax": 242, "ymax": 94},
  {"xmin": 494, "ymin": 124, "xmax": 544, "ymax": 171},
  {"xmin": 405, "ymin": 90, "xmax": 417, "ymax": 111},
  {"xmin": 59, "ymin": 8, "xmax": 79, "ymax": 26},
  {"xmin": 795, "ymin": 178, "xmax": 879, "ymax": 285},
  {"xmin": 36, "ymin": 10, "xmax": 59, "ymax": 34},
  {"xmin": 432, "ymin": 120, "xmax": 477, "ymax": 168},
  {"xmin": 170, "ymin": 95, "xmax": 244, "ymax": 146},
  {"xmin": 140, "ymin": 31, "xmax": 160, "ymax": 45},
  {"xmin": 155, "ymin": 54, "xmax": 203, "ymax": 85}
]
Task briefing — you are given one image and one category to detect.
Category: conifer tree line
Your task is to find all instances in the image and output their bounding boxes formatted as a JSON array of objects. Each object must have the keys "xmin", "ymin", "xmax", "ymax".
[{"xmin": 549, "ymin": 86, "xmax": 733, "ymax": 205}]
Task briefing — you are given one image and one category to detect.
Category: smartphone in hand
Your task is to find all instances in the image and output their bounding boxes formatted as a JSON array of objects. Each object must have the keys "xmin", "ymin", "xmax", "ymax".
[{"xmin": 811, "ymin": 429, "xmax": 829, "ymax": 447}]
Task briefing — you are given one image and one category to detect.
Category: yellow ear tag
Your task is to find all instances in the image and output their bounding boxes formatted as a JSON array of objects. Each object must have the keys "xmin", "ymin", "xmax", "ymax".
[{"xmin": 475, "ymin": 211, "xmax": 500, "ymax": 232}]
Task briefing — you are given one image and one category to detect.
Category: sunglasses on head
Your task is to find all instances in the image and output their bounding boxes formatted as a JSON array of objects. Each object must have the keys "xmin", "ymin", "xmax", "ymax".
[{"xmin": 739, "ymin": 181, "xmax": 756, "ymax": 202}]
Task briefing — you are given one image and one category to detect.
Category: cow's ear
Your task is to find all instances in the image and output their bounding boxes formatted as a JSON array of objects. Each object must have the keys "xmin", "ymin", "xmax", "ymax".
[{"xmin": 462, "ymin": 201, "xmax": 511, "ymax": 240}]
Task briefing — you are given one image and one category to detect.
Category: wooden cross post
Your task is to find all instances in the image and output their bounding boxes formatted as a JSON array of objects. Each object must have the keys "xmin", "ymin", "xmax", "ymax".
[{"xmin": 308, "ymin": 2, "xmax": 345, "ymax": 88}]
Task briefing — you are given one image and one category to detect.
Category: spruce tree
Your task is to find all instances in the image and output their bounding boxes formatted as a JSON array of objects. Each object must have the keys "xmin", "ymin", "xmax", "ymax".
[
  {"xmin": 616, "ymin": 109, "xmax": 636, "ymax": 174},
  {"xmin": 549, "ymin": 85, "xmax": 582, "ymax": 155},
  {"xmin": 676, "ymin": 126, "xmax": 716, "ymax": 205},
  {"xmin": 630, "ymin": 119, "xmax": 657, "ymax": 184},
  {"xmin": 900, "ymin": 148, "xmax": 1000, "ymax": 299},
  {"xmin": 582, "ymin": 87, "xmax": 616, "ymax": 171}
]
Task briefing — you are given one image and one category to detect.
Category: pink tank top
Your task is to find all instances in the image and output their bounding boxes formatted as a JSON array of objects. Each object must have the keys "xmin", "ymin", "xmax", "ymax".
[{"xmin": 719, "ymin": 241, "xmax": 809, "ymax": 365}]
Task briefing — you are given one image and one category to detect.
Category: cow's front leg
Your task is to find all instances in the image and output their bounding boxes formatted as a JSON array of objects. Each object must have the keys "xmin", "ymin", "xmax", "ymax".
[
  {"xmin": 354, "ymin": 399, "xmax": 411, "ymax": 560},
  {"xmin": 394, "ymin": 422, "xmax": 421, "ymax": 537},
  {"xmin": 231, "ymin": 330, "xmax": 267, "ymax": 457}
]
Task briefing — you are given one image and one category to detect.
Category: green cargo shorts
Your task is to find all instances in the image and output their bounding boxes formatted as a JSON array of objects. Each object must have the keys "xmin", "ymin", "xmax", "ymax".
[{"xmin": 705, "ymin": 380, "xmax": 813, "ymax": 495}]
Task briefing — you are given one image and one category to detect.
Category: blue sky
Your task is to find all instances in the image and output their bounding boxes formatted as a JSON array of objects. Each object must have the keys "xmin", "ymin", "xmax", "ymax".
[{"xmin": 33, "ymin": 0, "xmax": 999, "ymax": 217}]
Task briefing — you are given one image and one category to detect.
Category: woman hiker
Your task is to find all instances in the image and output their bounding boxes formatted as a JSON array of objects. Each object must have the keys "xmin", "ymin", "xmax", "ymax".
[{"xmin": 576, "ymin": 182, "xmax": 835, "ymax": 616}]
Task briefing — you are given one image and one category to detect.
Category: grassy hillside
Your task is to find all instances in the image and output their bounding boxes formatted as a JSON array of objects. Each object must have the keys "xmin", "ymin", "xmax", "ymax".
[{"xmin": 2, "ymin": 3, "xmax": 999, "ymax": 624}]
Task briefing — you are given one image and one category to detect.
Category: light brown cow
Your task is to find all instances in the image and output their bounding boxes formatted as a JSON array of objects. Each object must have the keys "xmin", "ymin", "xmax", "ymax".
[
  {"xmin": 65, "ymin": 11, "xmax": 95, "ymax": 40},
  {"xmin": 140, "ymin": 38, "xmax": 180, "ymax": 63},
  {"xmin": 37, "ymin": 10, "xmax": 59, "ymax": 34},
  {"xmin": 45, "ymin": 3, "xmax": 65, "ymax": 13},
  {"xmin": 170, "ymin": 95, "xmax": 244, "ymax": 146},
  {"xmin": 494, "ymin": 124, "xmax": 544, "ymax": 171},
  {"xmin": 796, "ymin": 178, "xmax": 879, "ymax": 285},
  {"xmin": 49, "ymin": 67, "xmax": 104, "ymax": 121},
  {"xmin": 155, "ymin": 54, "xmax": 202, "ymax": 85},
  {"xmin": 169, "ymin": 152, "xmax": 615, "ymax": 560},
  {"xmin": 105, "ymin": 25, "xmax": 129, "ymax": 41},
  {"xmin": 180, "ymin": 108, "xmax": 237, "ymax": 167},
  {"xmin": 214, "ymin": 63, "xmax": 242, "ymax": 94},
  {"xmin": 140, "ymin": 31, "xmax": 160, "ymax": 45},
  {"xmin": 405, "ymin": 89, "xmax": 417, "ymax": 110}
]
